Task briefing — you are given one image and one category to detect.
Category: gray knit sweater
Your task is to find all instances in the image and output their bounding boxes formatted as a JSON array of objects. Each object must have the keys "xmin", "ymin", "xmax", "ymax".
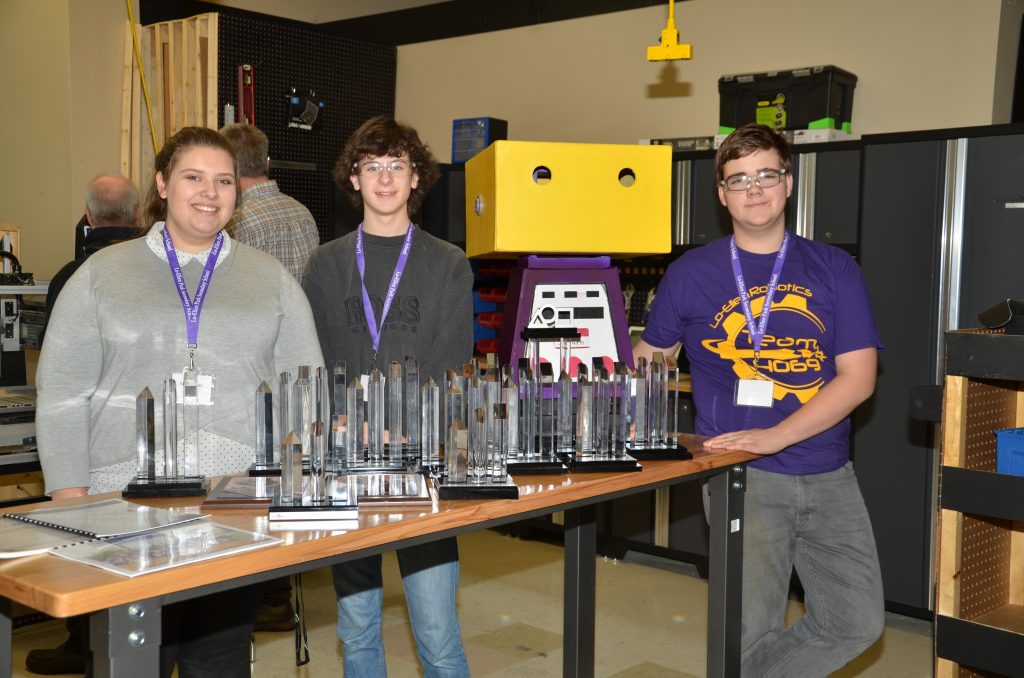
[{"xmin": 36, "ymin": 231, "xmax": 324, "ymax": 494}]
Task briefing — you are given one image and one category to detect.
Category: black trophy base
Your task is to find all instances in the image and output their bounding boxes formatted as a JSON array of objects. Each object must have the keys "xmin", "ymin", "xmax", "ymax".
[
  {"xmin": 435, "ymin": 474, "xmax": 519, "ymax": 500},
  {"xmin": 506, "ymin": 454, "xmax": 569, "ymax": 475},
  {"xmin": 625, "ymin": 442, "xmax": 692, "ymax": 461},
  {"xmin": 561, "ymin": 451, "xmax": 642, "ymax": 472},
  {"xmin": 122, "ymin": 476, "xmax": 210, "ymax": 497}
]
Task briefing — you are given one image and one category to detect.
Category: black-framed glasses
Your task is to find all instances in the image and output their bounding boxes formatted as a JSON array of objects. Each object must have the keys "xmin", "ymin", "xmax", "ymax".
[
  {"xmin": 354, "ymin": 160, "xmax": 415, "ymax": 177},
  {"xmin": 720, "ymin": 168, "xmax": 788, "ymax": 192}
]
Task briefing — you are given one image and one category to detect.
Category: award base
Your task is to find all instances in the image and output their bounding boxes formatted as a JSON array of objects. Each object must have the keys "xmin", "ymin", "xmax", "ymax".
[
  {"xmin": 506, "ymin": 453, "xmax": 569, "ymax": 475},
  {"xmin": 122, "ymin": 476, "xmax": 210, "ymax": 498},
  {"xmin": 625, "ymin": 442, "xmax": 692, "ymax": 461},
  {"xmin": 561, "ymin": 452, "xmax": 642, "ymax": 472},
  {"xmin": 434, "ymin": 474, "xmax": 519, "ymax": 500}
]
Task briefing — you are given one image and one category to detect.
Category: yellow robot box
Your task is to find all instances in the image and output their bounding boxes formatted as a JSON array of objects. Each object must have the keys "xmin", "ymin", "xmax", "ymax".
[{"xmin": 464, "ymin": 141, "xmax": 672, "ymax": 258}]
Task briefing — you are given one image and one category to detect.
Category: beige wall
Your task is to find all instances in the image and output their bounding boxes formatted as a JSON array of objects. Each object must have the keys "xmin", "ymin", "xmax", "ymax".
[
  {"xmin": 396, "ymin": 0, "xmax": 1018, "ymax": 159},
  {"xmin": 0, "ymin": 0, "xmax": 134, "ymax": 280}
]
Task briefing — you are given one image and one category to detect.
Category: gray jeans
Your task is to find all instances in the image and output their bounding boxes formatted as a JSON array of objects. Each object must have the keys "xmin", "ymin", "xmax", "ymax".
[{"xmin": 705, "ymin": 462, "xmax": 884, "ymax": 677}]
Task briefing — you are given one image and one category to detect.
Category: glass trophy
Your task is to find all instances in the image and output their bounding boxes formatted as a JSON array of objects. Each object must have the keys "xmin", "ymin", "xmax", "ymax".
[
  {"xmin": 331, "ymin": 363, "xmax": 347, "ymax": 462},
  {"xmin": 575, "ymin": 374, "xmax": 594, "ymax": 453},
  {"xmin": 163, "ymin": 377, "xmax": 177, "ymax": 478},
  {"xmin": 539, "ymin": 362, "xmax": 555, "ymax": 456},
  {"xmin": 613, "ymin": 363, "xmax": 630, "ymax": 457},
  {"xmin": 255, "ymin": 381, "xmax": 274, "ymax": 468},
  {"xmin": 387, "ymin": 361, "xmax": 404, "ymax": 464},
  {"xmin": 444, "ymin": 374, "xmax": 464, "ymax": 478},
  {"xmin": 483, "ymin": 367, "xmax": 500, "ymax": 476},
  {"xmin": 470, "ymin": 403, "xmax": 487, "ymax": 483},
  {"xmin": 667, "ymin": 358, "xmax": 680, "ymax": 446},
  {"xmin": 492, "ymin": 401, "xmax": 508, "ymax": 480},
  {"xmin": 405, "ymin": 356, "xmax": 421, "ymax": 460},
  {"xmin": 123, "ymin": 381, "xmax": 209, "ymax": 497},
  {"xmin": 367, "ymin": 368, "xmax": 385, "ymax": 464},
  {"xmin": 345, "ymin": 377, "xmax": 364, "ymax": 466},
  {"xmin": 310, "ymin": 368, "xmax": 330, "ymax": 501},
  {"xmin": 518, "ymin": 359, "xmax": 536, "ymax": 458},
  {"xmin": 280, "ymin": 431, "xmax": 302, "ymax": 503},
  {"xmin": 421, "ymin": 376, "xmax": 440, "ymax": 466},
  {"xmin": 278, "ymin": 371, "xmax": 292, "ymax": 466},
  {"xmin": 292, "ymin": 366, "xmax": 313, "ymax": 465},
  {"xmin": 502, "ymin": 369, "xmax": 519, "ymax": 460},
  {"xmin": 633, "ymin": 357, "xmax": 649, "ymax": 447},
  {"xmin": 181, "ymin": 368, "xmax": 201, "ymax": 477},
  {"xmin": 136, "ymin": 387, "xmax": 155, "ymax": 481},
  {"xmin": 557, "ymin": 370, "xmax": 574, "ymax": 454},
  {"xmin": 649, "ymin": 354, "xmax": 665, "ymax": 448},
  {"xmin": 593, "ymin": 367, "xmax": 609, "ymax": 456}
]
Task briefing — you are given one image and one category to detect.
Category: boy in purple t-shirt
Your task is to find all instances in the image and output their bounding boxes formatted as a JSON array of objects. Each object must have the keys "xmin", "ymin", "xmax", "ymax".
[{"xmin": 636, "ymin": 124, "xmax": 884, "ymax": 676}]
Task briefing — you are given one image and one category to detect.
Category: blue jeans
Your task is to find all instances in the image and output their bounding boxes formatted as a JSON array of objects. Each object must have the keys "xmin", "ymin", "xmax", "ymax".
[
  {"xmin": 332, "ymin": 538, "xmax": 468, "ymax": 677},
  {"xmin": 719, "ymin": 463, "xmax": 885, "ymax": 677}
]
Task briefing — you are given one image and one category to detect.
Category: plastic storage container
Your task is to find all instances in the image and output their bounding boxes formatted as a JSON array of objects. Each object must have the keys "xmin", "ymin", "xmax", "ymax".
[
  {"xmin": 994, "ymin": 427, "xmax": 1024, "ymax": 476},
  {"xmin": 718, "ymin": 65, "xmax": 857, "ymax": 134}
]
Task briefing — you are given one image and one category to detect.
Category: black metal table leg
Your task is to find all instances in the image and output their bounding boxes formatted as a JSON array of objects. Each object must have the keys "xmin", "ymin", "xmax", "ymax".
[
  {"xmin": 1, "ymin": 597, "xmax": 11, "ymax": 678},
  {"xmin": 707, "ymin": 465, "xmax": 745, "ymax": 678},
  {"xmin": 90, "ymin": 600, "xmax": 161, "ymax": 678},
  {"xmin": 563, "ymin": 505, "xmax": 597, "ymax": 678}
]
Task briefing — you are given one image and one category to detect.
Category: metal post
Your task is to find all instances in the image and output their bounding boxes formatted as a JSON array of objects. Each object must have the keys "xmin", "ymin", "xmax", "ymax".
[
  {"xmin": 563, "ymin": 505, "xmax": 597, "ymax": 678},
  {"xmin": 90, "ymin": 601, "xmax": 162, "ymax": 677},
  {"xmin": 707, "ymin": 465, "xmax": 745, "ymax": 678}
]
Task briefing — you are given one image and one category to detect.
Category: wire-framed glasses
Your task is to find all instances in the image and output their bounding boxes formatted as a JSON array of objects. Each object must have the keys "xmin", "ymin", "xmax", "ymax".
[
  {"xmin": 720, "ymin": 168, "xmax": 788, "ymax": 192},
  {"xmin": 355, "ymin": 159, "xmax": 415, "ymax": 177}
]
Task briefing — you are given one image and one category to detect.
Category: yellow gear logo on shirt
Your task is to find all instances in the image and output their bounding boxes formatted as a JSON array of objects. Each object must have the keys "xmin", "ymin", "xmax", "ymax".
[{"xmin": 702, "ymin": 293, "xmax": 826, "ymax": 404}]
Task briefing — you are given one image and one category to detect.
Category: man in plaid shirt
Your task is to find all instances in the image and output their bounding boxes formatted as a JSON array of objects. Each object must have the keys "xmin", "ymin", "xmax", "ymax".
[{"xmin": 221, "ymin": 123, "xmax": 319, "ymax": 282}]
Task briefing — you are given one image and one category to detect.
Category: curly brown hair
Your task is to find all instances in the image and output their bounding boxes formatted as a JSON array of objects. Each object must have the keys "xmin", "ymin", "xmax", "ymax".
[
  {"xmin": 143, "ymin": 127, "xmax": 238, "ymax": 227},
  {"xmin": 714, "ymin": 123, "xmax": 792, "ymax": 182},
  {"xmin": 332, "ymin": 116, "xmax": 440, "ymax": 214}
]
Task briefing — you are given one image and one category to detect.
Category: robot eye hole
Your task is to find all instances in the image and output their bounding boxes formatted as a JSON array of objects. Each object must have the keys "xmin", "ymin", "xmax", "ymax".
[
  {"xmin": 532, "ymin": 166, "xmax": 552, "ymax": 185},
  {"xmin": 618, "ymin": 168, "xmax": 636, "ymax": 187}
]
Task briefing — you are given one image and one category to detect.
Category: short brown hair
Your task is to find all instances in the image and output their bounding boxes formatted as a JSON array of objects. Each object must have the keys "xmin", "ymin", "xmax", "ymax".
[
  {"xmin": 143, "ymin": 127, "xmax": 238, "ymax": 227},
  {"xmin": 715, "ymin": 123, "xmax": 792, "ymax": 181},
  {"xmin": 332, "ymin": 116, "xmax": 440, "ymax": 214},
  {"xmin": 219, "ymin": 123, "xmax": 270, "ymax": 179}
]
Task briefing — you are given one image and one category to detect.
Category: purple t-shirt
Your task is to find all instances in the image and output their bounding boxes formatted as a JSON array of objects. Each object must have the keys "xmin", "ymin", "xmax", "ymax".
[{"xmin": 642, "ymin": 235, "xmax": 882, "ymax": 475}]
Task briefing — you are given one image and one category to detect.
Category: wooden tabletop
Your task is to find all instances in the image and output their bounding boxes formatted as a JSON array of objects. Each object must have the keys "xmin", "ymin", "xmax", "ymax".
[{"xmin": 0, "ymin": 433, "xmax": 753, "ymax": 618}]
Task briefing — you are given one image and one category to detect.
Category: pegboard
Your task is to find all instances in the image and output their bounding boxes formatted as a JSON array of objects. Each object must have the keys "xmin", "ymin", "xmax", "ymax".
[
  {"xmin": 962, "ymin": 378, "xmax": 1020, "ymax": 472},
  {"xmin": 216, "ymin": 14, "xmax": 396, "ymax": 243}
]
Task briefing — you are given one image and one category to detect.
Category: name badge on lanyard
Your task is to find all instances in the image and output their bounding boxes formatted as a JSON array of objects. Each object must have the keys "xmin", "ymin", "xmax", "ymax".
[
  {"xmin": 730, "ymin": 233, "xmax": 790, "ymax": 409},
  {"xmin": 355, "ymin": 222, "xmax": 414, "ymax": 372},
  {"xmin": 163, "ymin": 226, "xmax": 221, "ymax": 406}
]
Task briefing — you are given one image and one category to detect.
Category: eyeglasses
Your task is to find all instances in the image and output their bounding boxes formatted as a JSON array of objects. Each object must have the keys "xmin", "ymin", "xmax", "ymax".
[
  {"xmin": 354, "ymin": 160, "xmax": 414, "ymax": 177},
  {"xmin": 720, "ymin": 168, "xmax": 789, "ymax": 192}
]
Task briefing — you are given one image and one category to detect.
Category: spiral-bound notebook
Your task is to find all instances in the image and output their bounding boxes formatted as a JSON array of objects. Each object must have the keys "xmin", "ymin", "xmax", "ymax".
[{"xmin": 2, "ymin": 498, "xmax": 203, "ymax": 540}]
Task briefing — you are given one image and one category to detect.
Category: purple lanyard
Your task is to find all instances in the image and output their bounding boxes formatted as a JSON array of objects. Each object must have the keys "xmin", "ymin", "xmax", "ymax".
[
  {"xmin": 162, "ymin": 227, "xmax": 224, "ymax": 368},
  {"xmin": 355, "ymin": 223, "xmax": 414, "ymax": 365},
  {"xmin": 729, "ymin": 232, "xmax": 790, "ymax": 365}
]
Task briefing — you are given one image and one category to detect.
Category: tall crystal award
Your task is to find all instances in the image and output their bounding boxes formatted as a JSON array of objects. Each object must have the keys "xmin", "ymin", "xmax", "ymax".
[
  {"xmin": 292, "ymin": 366, "xmax": 313, "ymax": 464},
  {"xmin": 421, "ymin": 376, "xmax": 440, "ymax": 466},
  {"xmin": 593, "ymin": 367, "xmax": 609, "ymax": 455},
  {"xmin": 444, "ymin": 374, "xmax": 463, "ymax": 477},
  {"xmin": 613, "ymin": 363, "xmax": 630, "ymax": 457},
  {"xmin": 386, "ymin": 361, "xmax": 404, "ymax": 463},
  {"xmin": 163, "ymin": 377, "xmax": 178, "ymax": 478},
  {"xmin": 136, "ymin": 387, "xmax": 156, "ymax": 481},
  {"xmin": 576, "ymin": 374, "xmax": 594, "ymax": 453},
  {"xmin": 181, "ymin": 368, "xmax": 201, "ymax": 477},
  {"xmin": 280, "ymin": 431, "xmax": 302, "ymax": 503},
  {"xmin": 345, "ymin": 378, "xmax": 364, "ymax": 465},
  {"xmin": 649, "ymin": 354, "xmax": 665, "ymax": 447},
  {"xmin": 539, "ymin": 363, "xmax": 555, "ymax": 455},
  {"xmin": 470, "ymin": 404, "xmax": 487, "ymax": 483},
  {"xmin": 331, "ymin": 363, "xmax": 347, "ymax": 460},
  {"xmin": 492, "ymin": 402, "xmax": 509, "ymax": 480},
  {"xmin": 633, "ymin": 358, "xmax": 649, "ymax": 447},
  {"xmin": 502, "ymin": 369, "xmax": 519, "ymax": 459},
  {"xmin": 667, "ymin": 358, "xmax": 680, "ymax": 446},
  {"xmin": 255, "ymin": 381, "xmax": 274, "ymax": 467},
  {"xmin": 557, "ymin": 370, "xmax": 574, "ymax": 453},
  {"xmin": 518, "ymin": 359, "xmax": 536, "ymax": 458},
  {"xmin": 367, "ymin": 368, "xmax": 385, "ymax": 464},
  {"xmin": 483, "ymin": 366, "xmax": 500, "ymax": 475},
  {"xmin": 279, "ymin": 371, "xmax": 292, "ymax": 464},
  {"xmin": 311, "ymin": 368, "xmax": 330, "ymax": 501},
  {"xmin": 405, "ymin": 356, "xmax": 421, "ymax": 459}
]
